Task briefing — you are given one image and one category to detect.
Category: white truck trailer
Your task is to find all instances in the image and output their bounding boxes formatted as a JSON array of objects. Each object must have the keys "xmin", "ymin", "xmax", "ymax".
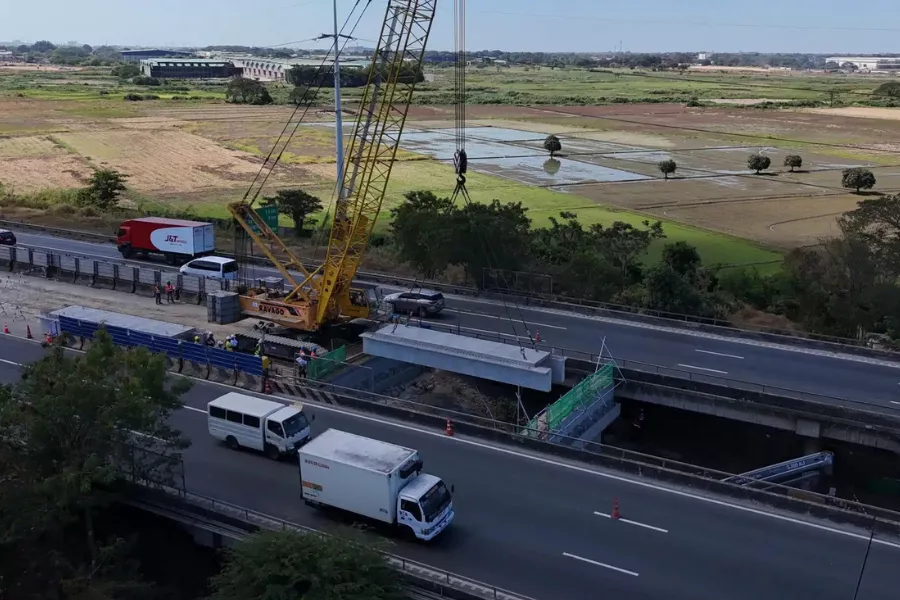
[
  {"xmin": 208, "ymin": 392, "xmax": 312, "ymax": 459},
  {"xmin": 298, "ymin": 429, "xmax": 454, "ymax": 541}
]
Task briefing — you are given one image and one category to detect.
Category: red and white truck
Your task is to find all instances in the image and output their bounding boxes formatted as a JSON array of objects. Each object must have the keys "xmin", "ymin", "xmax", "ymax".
[{"xmin": 116, "ymin": 217, "xmax": 216, "ymax": 264}]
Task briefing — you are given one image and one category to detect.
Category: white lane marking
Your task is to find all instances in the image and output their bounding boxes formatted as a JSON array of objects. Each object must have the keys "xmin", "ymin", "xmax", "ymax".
[
  {"xmin": 891, "ymin": 401, "xmax": 900, "ymax": 406},
  {"xmin": 0, "ymin": 358, "xmax": 19, "ymax": 366},
  {"xmin": 695, "ymin": 349, "xmax": 744, "ymax": 360},
  {"xmin": 677, "ymin": 364, "xmax": 728, "ymax": 375},
  {"xmin": 446, "ymin": 309, "xmax": 567, "ymax": 330},
  {"xmin": 594, "ymin": 511, "xmax": 668, "ymax": 533},
  {"xmin": 562, "ymin": 552, "xmax": 639, "ymax": 577},
  {"xmin": 183, "ymin": 406, "xmax": 206, "ymax": 414},
  {"xmin": 4, "ymin": 344, "xmax": 900, "ymax": 552}
]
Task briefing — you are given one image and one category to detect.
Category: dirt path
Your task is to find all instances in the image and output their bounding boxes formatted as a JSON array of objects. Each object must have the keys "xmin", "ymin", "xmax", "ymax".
[{"xmin": 0, "ymin": 273, "xmax": 258, "ymax": 339}]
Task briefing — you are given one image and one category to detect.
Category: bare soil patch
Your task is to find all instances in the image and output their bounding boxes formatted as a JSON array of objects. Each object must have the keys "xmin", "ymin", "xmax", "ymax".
[
  {"xmin": 0, "ymin": 155, "xmax": 91, "ymax": 191},
  {"xmin": 0, "ymin": 135, "xmax": 61, "ymax": 157},
  {"xmin": 53, "ymin": 130, "xmax": 293, "ymax": 193},
  {"xmin": 803, "ymin": 107, "xmax": 900, "ymax": 121}
]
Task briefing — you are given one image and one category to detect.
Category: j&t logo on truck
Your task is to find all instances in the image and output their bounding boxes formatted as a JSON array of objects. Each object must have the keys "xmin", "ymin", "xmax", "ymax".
[{"xmin": 165, "ymin": 235, "xmax": 180, "ymax": 243}]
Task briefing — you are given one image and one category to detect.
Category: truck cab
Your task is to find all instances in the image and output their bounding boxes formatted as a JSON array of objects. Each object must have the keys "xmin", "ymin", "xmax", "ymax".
[{"xmin": 396, "ymin": 473, "xmax": 455, "ymax": 542}]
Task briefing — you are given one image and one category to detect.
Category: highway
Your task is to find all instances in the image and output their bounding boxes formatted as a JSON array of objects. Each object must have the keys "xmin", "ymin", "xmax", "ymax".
[
  {"xmin": 0, "ymin": 335, "xmax": 898, "ymax": 600},
  {"xmin": 11, "ymin": 230, "xmax": 900, "ymax": 411}
]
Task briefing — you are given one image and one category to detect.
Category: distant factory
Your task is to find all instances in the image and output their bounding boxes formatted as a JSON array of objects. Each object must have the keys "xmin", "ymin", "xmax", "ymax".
[
  {"xmin": 139, "ymin": 58, "xmax": 241, "ymax": 79},
  {"xmin": 826, "ymin": 56, "xmax": 900, "ymax": 71}
]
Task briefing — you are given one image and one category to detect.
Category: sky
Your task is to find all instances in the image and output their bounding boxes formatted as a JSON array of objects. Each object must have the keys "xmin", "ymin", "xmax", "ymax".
[{"xmin": 2, "ymin": 0, "xmax": 899, "ymax": 54}]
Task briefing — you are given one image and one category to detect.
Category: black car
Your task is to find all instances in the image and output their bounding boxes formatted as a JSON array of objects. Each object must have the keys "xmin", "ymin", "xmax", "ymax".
[{"xmin": 0, "ymin": 229, "xmax": 16, "ymax": 246}]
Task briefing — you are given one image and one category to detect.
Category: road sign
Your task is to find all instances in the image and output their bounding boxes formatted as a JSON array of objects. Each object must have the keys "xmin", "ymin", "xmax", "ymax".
[{"xmin": 246, "ymin": 205, "xmax": 280, "ymax": 234}]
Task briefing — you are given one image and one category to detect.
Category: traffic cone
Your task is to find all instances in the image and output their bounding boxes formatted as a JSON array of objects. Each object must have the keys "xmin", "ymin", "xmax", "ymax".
[
  {"xmin": 612, "ymin": 497, "xmax": 620, "ymax": 520},
  {"xmin": 535, "ymin": 329, "xmax": 541, "ymax": 343},
  {"xmin": 3, "ymin": 323, "xmax": 8, "ymax": 334},
  {"xmin": 26, "ymin": 324, "xmax": 32, "ymax": 339},
  {"xmin": 445, "ymin": 418, "xmax": 454, "ymax": 436}
]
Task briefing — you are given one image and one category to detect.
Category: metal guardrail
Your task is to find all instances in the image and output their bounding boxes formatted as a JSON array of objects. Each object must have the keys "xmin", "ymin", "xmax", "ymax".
[
  {"xmin": 2, "ymin": 218, "xmax": 892, "ymax": 356},
  {"xmin": 136, "ymin": 483, "xmax": 534, "ymax": 600}
]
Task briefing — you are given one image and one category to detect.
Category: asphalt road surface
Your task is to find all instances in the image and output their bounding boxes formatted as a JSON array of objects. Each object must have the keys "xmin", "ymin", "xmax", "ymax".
[
  {"xmin": 11, "ymin": 231, "xmax": 900, "ymax": 411},
  {"xmin": 0, "ymin": 335, "xmax": 898, "ymax": 600}
]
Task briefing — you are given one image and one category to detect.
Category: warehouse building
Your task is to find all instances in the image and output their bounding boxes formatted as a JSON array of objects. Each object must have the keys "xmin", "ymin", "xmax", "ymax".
[
  {"xmin": 826, "ymin": 56, "xmax": 900, "ymax": 71},
  {"xmin": 140, "ymin": 58, "xmax": 242, "ymax": 79},
  {"xmin": 121, "ymin": 49, "xmax": 193, "ymax": 63},
  {"xmin": 231, "ymin": 57, "xmax": 369, "ymax": 82}
]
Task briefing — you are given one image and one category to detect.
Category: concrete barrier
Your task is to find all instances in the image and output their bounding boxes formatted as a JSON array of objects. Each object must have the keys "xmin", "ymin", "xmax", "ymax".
[
  {"xmin": 235, "ymin": 372, "xmax": 263, "ymax": 392},
  {"xmin": 208, "ymin": 366, "xmax": 234, "ymax": 385},
  {"xmin": 181, "ymin": 360, "xmax": 210, "ymax": 380}
]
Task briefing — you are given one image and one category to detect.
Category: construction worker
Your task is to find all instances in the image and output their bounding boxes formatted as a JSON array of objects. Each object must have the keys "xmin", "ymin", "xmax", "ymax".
[
  {"xmin": 193, "ymin": 334, "xmax": 201, "ymax": 344},
  {"xmin": 153, "ymin": 283, "xmax": 162, "ymax": 305},
  {"xmin": 205, "ymin": 332, "xmax": 216, "ymax": 347},
  {"xmin": 165, "ymin": 281, "xmax": 175, "ymax": 303},
  {"xmin": 295, "ymin": 351, "xmax": 308, "ymax": 379}
]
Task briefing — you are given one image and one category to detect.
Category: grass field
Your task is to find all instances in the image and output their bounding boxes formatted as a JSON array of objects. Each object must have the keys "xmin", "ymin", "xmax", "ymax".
[{"xmin": 3, "ymin": 64, "xmax": 900, "ymax": 271}]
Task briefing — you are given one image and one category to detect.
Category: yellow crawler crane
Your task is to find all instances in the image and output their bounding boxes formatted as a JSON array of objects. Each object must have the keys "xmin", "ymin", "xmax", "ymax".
[{"xmin": 227, "ymin": 0, "xmax": 437, "ymax": 331}]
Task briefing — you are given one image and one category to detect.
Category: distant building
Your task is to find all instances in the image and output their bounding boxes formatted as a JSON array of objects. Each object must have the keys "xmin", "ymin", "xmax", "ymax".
[
  {"xmin": 121, "ymin": 49, "xmax": 193, "ymax": 63},
  {"xmin": 140, "ymin": 58, "xmax": 241, "ymax": 79},
  {"xmin": 697, "ymin": 52, "xmax": 710, "ymax": 61},
  {"xmin": 230, "ymin": 57, "xmax": 368, "ymax": 82},
  {"xmin": 826, "ymin": 56, "xmax": 900, "ymax": 71}
]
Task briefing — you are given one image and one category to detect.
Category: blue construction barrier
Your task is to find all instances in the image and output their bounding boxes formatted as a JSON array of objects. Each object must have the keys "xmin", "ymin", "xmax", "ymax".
[{"xmin": 59, "ymin": 317, "xmax": 264, "ymax": 377}]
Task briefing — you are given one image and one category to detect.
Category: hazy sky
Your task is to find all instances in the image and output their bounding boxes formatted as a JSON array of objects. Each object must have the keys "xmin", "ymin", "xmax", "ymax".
[{"xmin": 2, "ymin": 0, "xmax": 899, "ymax": 53}]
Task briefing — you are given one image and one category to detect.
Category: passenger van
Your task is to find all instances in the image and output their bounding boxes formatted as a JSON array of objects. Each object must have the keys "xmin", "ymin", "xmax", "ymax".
[
  {"xmin": 180, "ymin": 256, "xmax": 238, "ymax": 280},
  {"xmin": 207, "ymin": 392, "xmax": 313, "ymax": 460}
]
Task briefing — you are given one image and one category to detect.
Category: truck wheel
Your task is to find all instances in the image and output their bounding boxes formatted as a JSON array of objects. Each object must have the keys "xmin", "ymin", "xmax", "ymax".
[
  {"xmin": 264, "ymin": 444, "xmax": 281, "ymax": 461},
  {"xmin": 165, "ymin": 253, "xmax": 176, "ymax": 265},
  {"xmin": 417, "ymin": 307, "xmax": 426, "ymax": 318},
  {"xmin": 120, "ymin": 246, "xmax": 132, "ymax": 259},
  {"xmin": 225, "ymin": 436, "xmax": 239, "ymax": 450},
  {"xmin": 402, "ymin": 526, "xmax": 418, "ymax": 541}
]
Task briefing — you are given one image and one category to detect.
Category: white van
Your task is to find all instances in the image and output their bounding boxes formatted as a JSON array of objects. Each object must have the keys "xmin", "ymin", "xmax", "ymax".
[
  {"xmin": 180, "ymin": 256, "xmax": 238, "ymax": 280},
  {"xmin": 207, "ymin": 392, "xmax": 312, "ymax": 460}
]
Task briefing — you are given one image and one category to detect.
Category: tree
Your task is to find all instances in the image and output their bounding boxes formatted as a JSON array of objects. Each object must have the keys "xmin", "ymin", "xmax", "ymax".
[
  {"xmin": 747, "ymin": 154, "xmax": 771, "ymax": 174},
  {"xmin": 658, "ymin": 159, "xmax": 677, "ymax": 179},
  {"xmin": 783, "ymin": 155, "xmax": 803, "ymax": 172},
  {"xmin": 543, "ymin": 134, "xmax": 562, "ymax": 158},
  {"xmin": 593, "ymin": 220, "xmax": 665, "ymax": 286},
  {"xmin": 842, "ymin": 167, "xmax": 876, "ymax": 193},
  {"xmin": 111, "ymin": 63, "xmax": 140, "ymax": 78},
  {"xmin": 389, "ymin": 190, "xmax": 454, "ymax": 279},
  {"xmin": 838, "ymin": 194, "xmax": 900, "ymax": 276},
  {"xmin": 79, "ymin": 168, "xmax": 128, "ymax": 210},
  {"xmin": 210, "ymin": 530, "xmax": 405, "ymax": 600},
  {"xmin": 288, "ymin": 85, "xmax": 312, "ymax": 106},
  {"xmin": 225, "ymin": 76, "xmax": 273, "ymax": 105},
  {"xmin": 874, "ymin": 81, "xmax": 900, "ymax": 99},
  {"xmin": 262, "ymin": 188, "xmax": 322, "ymax": 236},
  {"xmin": 450, "ymin": 199, "xmax": 532, "ymax": 285},
  {"xmin": 0, "ymin": 329, "xmax": 189, "ymax": 594}
]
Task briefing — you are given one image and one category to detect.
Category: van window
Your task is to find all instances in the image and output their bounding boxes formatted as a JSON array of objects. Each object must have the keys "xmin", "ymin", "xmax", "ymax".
[
  {"xmin": 400, "ymin": 500, "xmax": 422, "ymax": 521},
  {"xmin": 222, "ymin": 261, "xmax": 238, "ymax": 274},
  {"xmin": 188, "ymin": 260, "xmax": 218, "ymax": 272},
  {"xmin": 209, "ymin": 405, "xmax": 226, "ymax": 419},
  {"xmin": 243, "ymin": 415, "xmax": 260, "ymax": 428},
  {"xmin": 226, "ymin": 410, "xmax": 242, "ymax": 423},
  {"xmin": 267, "ymin": 420, "xmax": 284, "ymax": 437}
]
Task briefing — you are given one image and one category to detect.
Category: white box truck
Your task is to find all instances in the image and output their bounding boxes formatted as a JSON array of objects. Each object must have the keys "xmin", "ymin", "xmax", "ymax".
[
  {"xmin": 299, "ymin": 429, "xmax": 454, "ymax": 542},
  {"xmin": 208, "ymin": 392, "xmax": 312, "ymax": 460}
]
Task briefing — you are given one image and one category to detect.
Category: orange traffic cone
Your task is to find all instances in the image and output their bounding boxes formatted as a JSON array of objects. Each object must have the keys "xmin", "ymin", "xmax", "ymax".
[
  {"xmin": 3, "ymin": 323, "xmax": 8, "ymax": 334},
  {"xmin": 445, "ymin": 418, "xmax": 454, "ymax": 436},
  {"xmin": 535, "ymin": 329, "xmax": 541, "ymax": 343},
  {"xmin": 612, "ymin": 497, "xmax": 620, "ymax": 520},
  {"xmin": 26, "ymin": 324, "xmax": 32, "ymax": 339}
]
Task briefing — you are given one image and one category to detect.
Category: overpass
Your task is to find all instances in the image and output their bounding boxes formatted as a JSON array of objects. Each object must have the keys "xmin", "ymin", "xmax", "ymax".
[{"xmin": 1, "ymin": 335, "xmax": 899, "ymax": 600}]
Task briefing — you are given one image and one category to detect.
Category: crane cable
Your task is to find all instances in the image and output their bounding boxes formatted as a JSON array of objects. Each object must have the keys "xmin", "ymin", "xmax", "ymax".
[
  {"xmin": 239, "ymin": 0, "xmax": 371, "ymax": 208},
  {"xmin": 448, "ymin": 0, "xmax": 537, "ymax": 357}
]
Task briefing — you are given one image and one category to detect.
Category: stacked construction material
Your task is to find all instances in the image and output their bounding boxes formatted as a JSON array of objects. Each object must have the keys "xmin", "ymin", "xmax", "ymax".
[{"xmin": 207, "ymin": 291, "xmax": 241, "ymax": 324}]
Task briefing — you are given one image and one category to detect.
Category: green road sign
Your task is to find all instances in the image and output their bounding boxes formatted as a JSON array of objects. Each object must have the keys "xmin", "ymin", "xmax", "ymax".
[{"xmin": 246, "ymin": 205, "xmax": 280, "ymax": 234}]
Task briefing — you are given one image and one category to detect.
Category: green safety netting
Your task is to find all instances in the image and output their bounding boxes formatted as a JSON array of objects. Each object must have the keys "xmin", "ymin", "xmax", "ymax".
[
  {"xmin": 308, "ymin": 345, "xmax": 346, "ymax": 380},
  {"xmin": 524, "ymin": 363, "xmax": 613, "ymax": 434}
]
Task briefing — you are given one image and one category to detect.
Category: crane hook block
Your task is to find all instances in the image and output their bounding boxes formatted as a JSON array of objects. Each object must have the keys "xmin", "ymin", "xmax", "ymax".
[{"xmin": 454, "ymin": 149, "xmax": 468, "ymax": 175}]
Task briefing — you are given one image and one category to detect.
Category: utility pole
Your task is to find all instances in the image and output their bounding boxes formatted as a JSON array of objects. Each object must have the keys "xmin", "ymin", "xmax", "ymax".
[{"xmin": 332, "ymin": 0, "xmax": 345, "ymax": 196}]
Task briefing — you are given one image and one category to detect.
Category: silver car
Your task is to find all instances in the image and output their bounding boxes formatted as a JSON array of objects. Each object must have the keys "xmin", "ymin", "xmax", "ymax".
[{"xmin": 384, "ymin": 289, "xmax": 445, "ymax": 317}]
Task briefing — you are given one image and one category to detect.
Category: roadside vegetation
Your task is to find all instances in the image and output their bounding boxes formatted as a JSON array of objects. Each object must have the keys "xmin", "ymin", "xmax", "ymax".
[{"xmin": 0, "ymin": 331, "xmax": 404, "ymax": 598}]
